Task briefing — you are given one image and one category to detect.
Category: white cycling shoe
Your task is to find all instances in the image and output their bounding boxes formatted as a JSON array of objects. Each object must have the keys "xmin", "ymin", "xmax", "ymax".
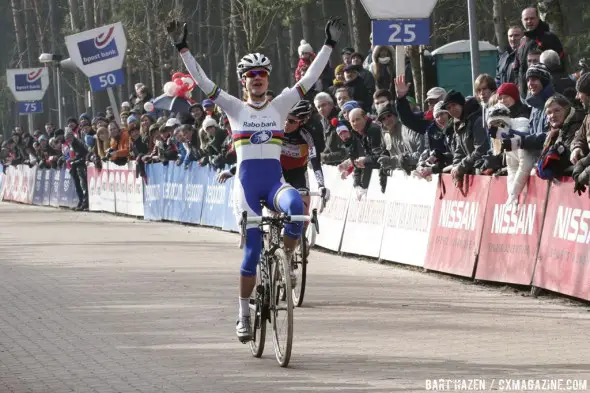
[{"xmin": 236, "ymin": 316, "xmax": 252, "ymax": 343}]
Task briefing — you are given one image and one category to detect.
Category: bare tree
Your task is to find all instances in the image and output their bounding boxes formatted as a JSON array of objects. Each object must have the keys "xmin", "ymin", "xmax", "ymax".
[
  {"xmin": 350, "ymin": 0, "xmax": 370, "ymax": 53},
  {"xmin": 10, "ymin": 0, "xmax": 26, "ymax": 67},
  {"xmin": 68, "ymin": 0, "xmax": 86, "ymax": 114},
  {"xmin": 493, "ymin": 0, "xmax": 508, "ymax": 51}
]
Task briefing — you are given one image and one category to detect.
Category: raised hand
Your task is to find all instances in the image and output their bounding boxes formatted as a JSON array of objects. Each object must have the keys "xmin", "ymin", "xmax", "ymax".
[
  {"xmin": 166, "ymin": 20, "xmax": 188, "ymax": 51},
  {"xmin": 394, "ymin": 75, "xmax": 411, "ymax": 98},
  {"xmin": 324, "ymin": 17, "xmax": 345, "ymax": 48}
]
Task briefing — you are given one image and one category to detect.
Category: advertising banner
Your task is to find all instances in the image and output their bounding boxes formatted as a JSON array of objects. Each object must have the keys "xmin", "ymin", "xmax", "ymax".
[
  {"xmin": 424, "ymin": 175, "xmax": 491, "ymax": 277},
  {"xmin": 1, "ymin": 166, "xmax": 16, "ymax": 201},
  {"xmin": 58, "ymin": 168, "xmax": 79, "ymax": 208},
  {"xmin": 0, "ymin": 164, "xmax": 5, "ymax": 200},
  {"xmin": 32, "ymin": 168, "xmax": 46, "ymax": 205},
  {"xmin": 42, "ymin": 168, "xmax": 51, "ymax": 206},
  {"xmin": 111, "ymin": 163, "xmax": 129, "ymax": 215},
  {"xmin": 313, "ymin": 165, "xmax": 353, "ymax": 252},
  {"xmin": 222, "ymin": 175, "xmax": 239, "ymax": 232},
  {"xmin": 476, "ymin": 176, "xmax": 548, "ymax": 285},
  {"xmin": 127, "ymin": 161, "xmax": 144, "ymax": 217},
  {"xmin": 49, "ymin": 167, "xmax": 61, "ymax": 207},
  {"xmin": 340, "ymin": 169, "xmax": 387, "ymax": 258},
  {"xmin": 200, "ymin": 167, "xmax": 227, "ymax": 228},
  {"xmin": 6, "ymin": 68, "xmax": 50, "ymax": 102},
  {"xmin": 379, "ymin": 172, "xmax": 438, "ymax": 267},
  {"xmin": 162, "ymin": 164, "xmax": 185, "ymax": 222},
  {"xmin": 101, "ymin": 163, "xmax": 116, "ymax": 213},
  {"xmin": 87, "ymin": 164, "xmax": 103, "ymax": 211},
  {"xmin": 144, "ymin": 163, "xmax": 165, "ymax": 221},
  {"xmin": 533, "ymin": 179, "xmax": 590, "ymax": 301},
  {"xmin": 182, "ymin": 164, "xmax": 206, "ymax": 224}
]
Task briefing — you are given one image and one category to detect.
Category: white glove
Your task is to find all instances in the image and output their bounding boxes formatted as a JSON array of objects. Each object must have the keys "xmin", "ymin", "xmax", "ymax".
[
  {"xmin": 319, "ymin": 186, "xmax": 330, "ymax": 201},
  {"xmin": 355, "ymin": 186, "xmax": 367, "ymax": 201}
]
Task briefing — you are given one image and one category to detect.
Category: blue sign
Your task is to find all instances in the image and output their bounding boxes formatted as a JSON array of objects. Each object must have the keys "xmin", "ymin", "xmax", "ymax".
[
  {"xmin": 58, "ymin": 169, "xmax": 79, "ymax": 208},
  {"xmin": 49, "ymin": 168, "xmax": 60, "ymax": 207},
  {"xmin": 144, "ymin": 163, "xmax": 165, "ymax": 221},
  {"xmin": 42, "ymin": 169, "xmax": 51, "ymax": 206},
  {"xmin": 77, "ymin": 26, "xmax": 119, "ymax": 65},
  {"xmin": 182, "ymin": 165, "xmax": 205, "ymax": 224},
  {"xmin": 88, "ymin": 68, "xmax": 125, "ymax": 92},
  {"xmin": 199, "ymin": 167, "xmax": 228, "ymax": 228},
  {"xmin": 32, "ymin": 169, "xmax": 46, "ymax": 205},
  {"xmin": 372, "ymin": 19, "xmax": 430, "ymax": 46},
  {"xmin": 14, "ymin": 69, "xmax": 43, "ymax": 92},
  {"xmin": 18, "ymin": 101, "xmax": 43, "ymax": 114},
  {"xmin": 162, "ymin": 164, "xmax": 185, "ymax": 222}
]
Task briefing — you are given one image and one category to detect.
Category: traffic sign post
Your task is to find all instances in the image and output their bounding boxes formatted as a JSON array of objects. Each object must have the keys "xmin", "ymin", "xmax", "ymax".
[
  {"xmin": 6, "ymin": 68, "xmax": 50, "ymax": 132},
  {"xmin": 360, "ymin": 0, "xmax": 439, "ymax": 78},
  {"xmin": 371, "ymin": 19, "xmax": 430, "ymax": 46},
  {"xmin": 65, "ymin": 22, "xmax": 127, "ymax": 124},
  {"xmin": 18, "ymin": 101, "xmax": 43, "ymax": 114}
]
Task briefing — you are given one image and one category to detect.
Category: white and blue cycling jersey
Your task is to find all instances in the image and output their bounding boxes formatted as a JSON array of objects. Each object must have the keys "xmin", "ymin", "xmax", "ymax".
[{"xmin": 180, "ymin": 46, "xmax": 333, "ymax": 276}]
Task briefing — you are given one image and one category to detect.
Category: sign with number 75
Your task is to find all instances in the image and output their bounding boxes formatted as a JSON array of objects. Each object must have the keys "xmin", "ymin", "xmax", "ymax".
[{"xmin": 371, "ymin": 19, "xmax": 430, "ymax": 46}]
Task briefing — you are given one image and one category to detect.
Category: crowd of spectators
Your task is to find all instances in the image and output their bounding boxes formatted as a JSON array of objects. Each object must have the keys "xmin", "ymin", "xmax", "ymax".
[{"xmin": 2, "ymin": 5, "xmax": 590, "ymax": 209}]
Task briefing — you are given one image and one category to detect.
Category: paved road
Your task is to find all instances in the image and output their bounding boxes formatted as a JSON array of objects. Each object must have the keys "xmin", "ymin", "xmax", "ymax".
[{"xmin": 0, "ymin": 202, "xmax": 589, "ymax": 393}]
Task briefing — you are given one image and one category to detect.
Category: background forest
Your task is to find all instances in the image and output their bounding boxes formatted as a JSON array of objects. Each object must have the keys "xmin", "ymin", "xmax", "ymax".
[{"xmin": 1, "ymin": 0, "xmax": 588, "ymax": 135}]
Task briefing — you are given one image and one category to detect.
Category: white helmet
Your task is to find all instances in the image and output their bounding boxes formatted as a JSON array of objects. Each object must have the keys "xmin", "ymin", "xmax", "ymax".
[{"xmin": 237, "ymin": 53, "xmax": 272, "ymax": 78}]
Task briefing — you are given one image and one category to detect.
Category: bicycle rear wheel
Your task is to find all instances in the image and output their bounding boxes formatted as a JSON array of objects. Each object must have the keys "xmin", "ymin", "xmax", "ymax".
[
  {"xmin": 271, "ymin": 248, "xmax": 293, "ymax": 367},
  {"xmin": 292, "ymin": 237, "xmax": 307, "ymax": 307},
  {"xmin": 249, "ymin": 262, "xmax": 266, "ymax": 357}
]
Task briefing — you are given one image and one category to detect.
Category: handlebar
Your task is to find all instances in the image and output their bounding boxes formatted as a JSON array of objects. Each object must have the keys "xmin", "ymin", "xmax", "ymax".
[
  {"xmin": 298, "ymin": 189, "xmax": 327, "ymax": 214},
  {"xmin": 244, "ymin": 214, "xmax": 311, "ymax": 224}
]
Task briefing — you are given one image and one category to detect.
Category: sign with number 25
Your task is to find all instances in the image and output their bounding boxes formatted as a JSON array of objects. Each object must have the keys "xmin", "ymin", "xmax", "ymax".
[{"xmin": 371, "ymin": 19, "xmax": 430, "ymax": 46}]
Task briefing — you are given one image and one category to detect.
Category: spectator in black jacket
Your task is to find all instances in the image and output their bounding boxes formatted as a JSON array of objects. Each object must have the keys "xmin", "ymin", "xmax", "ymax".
[
  {"xmin": 496, "ymin": 25, "xmax": 523, "ymax": 86},
  {"xmin": 64, "ymin": 129, "xmax": 89, "ymax": 210},
  {"xmin": 443, "ymin": 90, "xmax": 490, "ymax": 185},
  {"xmin": 540, "ymin": 49, "xmax": 577, "ymax": 103},
  {"xmin": 344, "ymin": 64, "xmax": 372, "ymax": 113},
  {"xmin": 349, "ymin": 107, "xmax": 383, "ymax": 198},
  {"xmin": 514, "ymin": 7, "xmax": 564, "ymax": 96},
  {"xmin": 315, "ymin": 92, "xmax": 346, "ymax": 165}
]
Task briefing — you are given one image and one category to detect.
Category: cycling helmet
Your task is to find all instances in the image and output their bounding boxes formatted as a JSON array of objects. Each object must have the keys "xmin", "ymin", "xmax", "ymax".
[
  {"xmin": 289, "ymin": 100, "xmax": 313, "ymax": 119},
  {"xmin": 237, "ymin": 53, "xmax": 272, "ymax": 78}
]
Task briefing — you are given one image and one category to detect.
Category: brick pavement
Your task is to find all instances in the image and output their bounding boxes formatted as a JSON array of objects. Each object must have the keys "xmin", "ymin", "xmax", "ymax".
[{"xmin": 0, "ymin": 202, "xmax": 589, "ymax": 393}]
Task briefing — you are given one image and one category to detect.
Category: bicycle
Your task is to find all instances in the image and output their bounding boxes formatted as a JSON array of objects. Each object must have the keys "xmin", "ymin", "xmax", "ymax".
[
  {"xmin": 238, "ymin": 205, "xmax": 315, "ymax": 367},
  {"xmin": 292, "ymin": 189, "xmax": 326, "ymax": 307}
]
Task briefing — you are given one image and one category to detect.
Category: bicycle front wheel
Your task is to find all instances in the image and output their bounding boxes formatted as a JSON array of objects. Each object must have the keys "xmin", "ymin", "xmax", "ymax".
[
  {"xmin": 271, "ymin": 248, "xmax": 293, "ymax": 367},
  {"xmin": 249, "ymin": 262, "xmax": 266, "ymax": 358},
  {"xmin": 292, "ymin": 237, "xmax": 307, "ymax": 307}
]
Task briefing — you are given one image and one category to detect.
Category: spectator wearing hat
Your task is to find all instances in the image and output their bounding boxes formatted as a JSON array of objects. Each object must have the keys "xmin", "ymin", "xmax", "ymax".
[
  {"xmin": 376, "ymin": 104, "xmax": 425, "ymax": 174},
  {"xmin": 79, "ymin": 113, "xmax": 91, "ymax": 128},
  {"xmin": 106, "ymin": 121, "xmax": 130, "ymax": 165},
  {"xmin": 199, "ymin": 115, "xmax": 228, "ymax": 168},
  {"xmin": 344, "ymin": 64, "xmax": 372, "ymax": 113},
  {"xmin": 347, "ymin": 108, "xmax": 382, "ymax": 198},
  {"xmin": 145, "ymin": 118, "xmax": 179, "ymax": 164},
  {"xmin": 341, "ymin": 47, "xmax": 355, "ymax": 66},
  {"xmin": 351, "ymin": 52, "xmax": 375, "ymax": 96},
  {"xmin": 328, "ymin": 65, "xmax": 346, "ymax": 97},
  {"xmin": 370, "ymin": 46, "xmax": 395, "ymax": 91},
  {"xmin": 314, "ymin": 92, "xmax": 346, "ymax": 166},
  {"xmin": 515, "ymin": 63, "xmax": 555, "ymax": 153},
  {"xmin": 569, "ymin": 72, "xmax": 590, "ymax": 165},
  {"xmin": 497, "ymin": 82, "xmax": 531, "ymax": 120},
  {"xmin": 442, "ymin": 90, "xmax": 490, "ymax": 182},
  {"xmin": 120, "ymin": 111, "xmax": 130, "ymax": 128}
]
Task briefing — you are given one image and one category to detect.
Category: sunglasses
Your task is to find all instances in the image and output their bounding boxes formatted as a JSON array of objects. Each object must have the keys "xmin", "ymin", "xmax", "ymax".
[
  {"xmin": 244, "ymin": 69, "xmax": 269, "ymax": 79},
  {"xmin": 286, "ymin": 118, "xmax": 299, "ymax": 125}
]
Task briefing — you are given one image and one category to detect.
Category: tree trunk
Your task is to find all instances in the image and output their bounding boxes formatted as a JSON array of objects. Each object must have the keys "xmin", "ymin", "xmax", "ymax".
[
  {"xmin": 406, "ymin": 46, "xmax": 423, "ymax": 108},
  {"xmin": 300, "ymin": 4, "xmax": 312, "ymax": 45},
  {"xmin": 145, "ymin": 0, "xmax": 156, "ymax": 95},
  {"xmin": 82, "ymin": 0, "xmax": 94, "ymax": 31},
  {"xmin": 68, "ymin": 0, "xmax": 86, "ymax": 114},
  {"xmin": 537, "ymin": 0, "xmax": 566, "ymax": 43},
  {"xmin": 343, "ymin": 0, "xmax": 355, "ymax": 46},
  {"xmin": 11, "ymin": 0, "xmax": 26, "ymax": 67},
  {"xmin": 206, "ymin": 0, "xmax": 214, "ymax": 75},
  {"xmin": 492, "ymin": 0, "xmax": 508, "ymax": 52},
  {"xmin": 230, "ymin": 0, "xmax": 246, "ymax": 98},
  {"xmin": 22, "ymin": 0, "xmax": 33, "ymax": 67},
  {"xmin": 47, "ymin": 0, "xmax": 58, "ymax": 53},
  {"xmin": 288, "ymin": 17, "xmax": 302, "ymax": 85},
  {"xmin": 350, "ymin": 0, "xmax": 370, "ymax": 55},
  {"xmin": 275, "ymin": 23, "xmax": 287, "ymax": 89},
  {"xmin": 31, "ymin": 0, "xmax": 46, "ymax": 53}
]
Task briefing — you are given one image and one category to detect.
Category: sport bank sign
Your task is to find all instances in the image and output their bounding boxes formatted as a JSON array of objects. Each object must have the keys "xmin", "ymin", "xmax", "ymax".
[
  {"xmin": 6, "ymin": 68, "xmax": 49, "ymax": 101},
  {"xmin": 65, "ymin": 22, "xmax": 127, "ymax": 77}
]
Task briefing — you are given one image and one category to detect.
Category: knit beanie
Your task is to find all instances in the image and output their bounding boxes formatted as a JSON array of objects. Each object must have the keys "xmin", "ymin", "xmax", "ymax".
[
  {"xmin": 441, "ymin": 89, "xmax": 466, "ymax": 109},
  {"xmin": 526, "ymin": 63, "xmax": 552, "ymax": 88},
  {"xmin": 433, "ymin": 101, "xmax": 449, "ymax": 118},
  {"xmin": 486, "ymin": 104, "xmax": 512, "ymax": 128},
  {"xmin": 497, "ymin": 83, "xmax": 520, "ymax": 103},
  {"xmin": 298, "ymin": 40, "xmax": 314, "ymax": 57},
  {"xmin": 202, "ymin": 115, "xmax": 218, "ymax": 129},
  {"xmin": 576, "ymin": 72, "xmax": 590, "ymax": 95},
  {"xmin": 342, "ymin": 101, "xmax": 360, "ymax": 113}
]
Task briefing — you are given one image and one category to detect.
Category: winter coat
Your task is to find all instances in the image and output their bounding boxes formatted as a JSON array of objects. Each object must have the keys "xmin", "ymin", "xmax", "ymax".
[
  {"xmin": 370, "ymin": 45, "xmax": 395, "ymax": 91},
  {"xmin": 380, "ymin": 122, "xmax": 425, "ymax": 171},
  {"xmin": 345, "ymin": 77, "xmax": 373, "ymax": 113},
  {"xmin": 515, "ymin": 20, "xmax": 564, "ymax": 96},
  {"xmin": 502, "ymin": 117, "xmax": 535, "ymax": 205},
  {"xmin": 495, "ymin": 49, "xmax": 518, "ymax": 86},
  {"xmin": 109, "ymin": 130, "xmax": 130, "ymax": 162},
  {"xmin": 320, "ymin": 108, "xmax": 346, "ymax": 165},
  {"xmin": 523, "ymin": 84, "xmax": 554, "ymax": 150},
  {"xmin": 537, "ymin": 107, "xmax": 585, "ymax": 178},
  {"xmin": 452, "ymin": 98, "xmax": 490, "ymax": 174},
  {"xmin": 352, "ymin": 120, "xmax": 383, "ymax": 189},
  {"xmin": 130, "ymin": 137, "xmax": 149, "ymax": 159},
  {"xmin": 396, "ymin": 96, "xmax": 451, "ymax": 155},
  {"xmin": 570, "ymin": 112, "xmax": 590, "ymax": 156}
]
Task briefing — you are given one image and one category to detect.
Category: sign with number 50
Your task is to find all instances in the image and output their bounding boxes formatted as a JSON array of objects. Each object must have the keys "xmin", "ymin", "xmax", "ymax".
[
  {"xmin": 88, "ymin": 69, "xmax": 125, "ymax": 92},
  {"xmin": 372, "ymin": 19, "xmax": 430, "ymax": 46}
]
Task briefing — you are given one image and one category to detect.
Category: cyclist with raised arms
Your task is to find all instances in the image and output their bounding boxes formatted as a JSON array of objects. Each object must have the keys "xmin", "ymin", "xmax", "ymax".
[{"xmin": 166, "ymin": 18, "xmax": 344, "ymax": 342}]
